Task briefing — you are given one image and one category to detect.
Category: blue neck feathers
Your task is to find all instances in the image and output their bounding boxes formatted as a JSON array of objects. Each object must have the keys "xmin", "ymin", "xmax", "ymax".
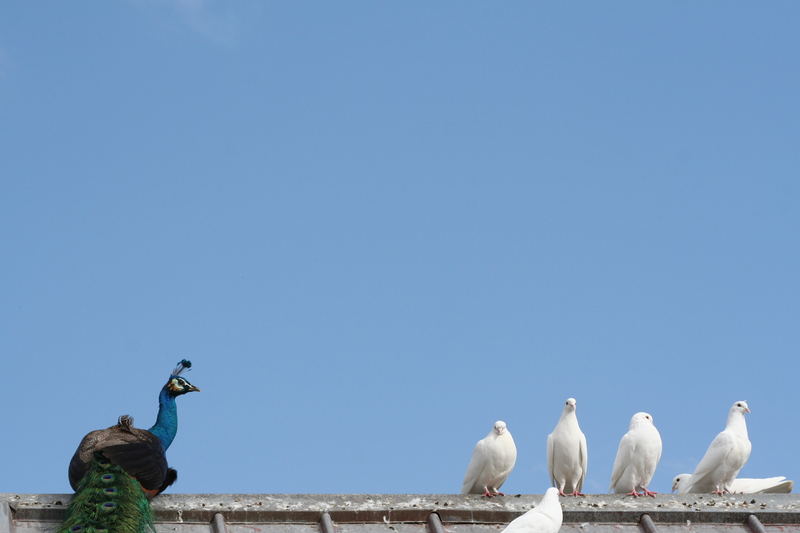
[{"xmin": 148, "ymin": 386, "xmax": 178, "ymax": 451}]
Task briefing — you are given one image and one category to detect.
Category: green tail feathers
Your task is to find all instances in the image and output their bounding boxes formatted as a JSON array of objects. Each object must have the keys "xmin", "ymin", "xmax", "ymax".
[{"xmin": 59, "ymin": 454, "xmax": 155, "ymax": 533}]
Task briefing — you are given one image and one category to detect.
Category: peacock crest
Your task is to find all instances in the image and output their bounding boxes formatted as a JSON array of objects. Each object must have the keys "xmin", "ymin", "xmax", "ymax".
[{"xmin": 171, "ymin": 359, "xmax": 192, "ymax": 377}]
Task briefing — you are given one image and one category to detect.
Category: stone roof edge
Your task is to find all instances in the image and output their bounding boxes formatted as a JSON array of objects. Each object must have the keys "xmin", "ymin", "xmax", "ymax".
[{"xmin": 3, "ymin": 493, "xmax": 800, "ymax": 524}]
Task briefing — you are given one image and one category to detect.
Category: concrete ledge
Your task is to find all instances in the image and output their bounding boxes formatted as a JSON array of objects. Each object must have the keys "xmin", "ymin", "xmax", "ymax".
[{"xmin": 2, "ymin": 493, "xmax": 800, "ymax": 525}]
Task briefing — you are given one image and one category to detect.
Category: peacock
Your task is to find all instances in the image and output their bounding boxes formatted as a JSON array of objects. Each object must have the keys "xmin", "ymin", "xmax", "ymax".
[{"xmin": 59, "ymin": 360, "xmax": 200, "ymax": 533}]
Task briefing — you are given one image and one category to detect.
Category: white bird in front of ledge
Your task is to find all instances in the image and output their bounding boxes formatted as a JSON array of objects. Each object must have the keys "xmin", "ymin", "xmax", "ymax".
[
  {"xmin": 672, "ymin": 474, "xmax": 793, "ymax": 494},
  {"xmin": 547, "ymin": 397, "xmax": 588, "ymax": 496},
  {"xmin": 501, "ymin": 487, "xmax": 563, "ymax": 533},
  {"xmin": 679, "ymin": 400, "xmax": 752, "ymax": 494},
  {"xmin": 461, "ymin": 420, "xmax": 517, "ymax": 497},
  {"xmin": 609, "ymin": 412, "xmax": 662, "ymax": 497}
]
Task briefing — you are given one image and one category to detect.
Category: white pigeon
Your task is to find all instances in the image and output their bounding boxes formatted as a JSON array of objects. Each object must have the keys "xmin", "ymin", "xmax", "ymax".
[
  {"xmin": 547, "ymin": 397, "xmax": 588, "ymax": 496},
  {"xmin": 501, "ymin": 487, "xmax": 563, "ymax": 533},
  {"xmin": 609, "ymin": 412, "xmax": 662, "ymax": 497},
  {"xmin": 672, "ymin": 473, "xmax": 793, "ymax": 494},
  {"xmin": 462, "ymin": 420, "xmax": 518, "ymax": 497},
  {"xmin": 679, "ymin": 401, "xmax": 752, "ymax": 494}
]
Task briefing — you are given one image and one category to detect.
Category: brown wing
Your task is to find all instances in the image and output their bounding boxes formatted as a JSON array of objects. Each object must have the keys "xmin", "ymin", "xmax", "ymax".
[{"xmin": 68, "ymin": 424, "xmax": 168, "ymax": 491}]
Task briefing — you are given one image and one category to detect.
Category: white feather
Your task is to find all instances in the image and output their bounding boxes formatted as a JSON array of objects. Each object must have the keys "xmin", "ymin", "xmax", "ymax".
[
  {"xmin": 461, "ymin": 420, "xmax": 517, "ymax": 495},
  {"xmin": 501, "ymin": 488, "xmax": 563, "ymax": 533},
  {"xmin": 609, "ymin": 412, "xmax": 662, "ymax": 494}
]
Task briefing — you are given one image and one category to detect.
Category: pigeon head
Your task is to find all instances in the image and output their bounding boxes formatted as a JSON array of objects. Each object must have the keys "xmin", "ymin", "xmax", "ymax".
[
  {"xmin": 630, "ymin": 412, "xmax": 654, "ymax": 427},
  {"xmin": 563, "ymin": 397, "xmax": 577, "ymax": 411},
  {"xmin": 543, "ymin": 487, "xmax": 560, "ymax": 499},
  {"xmin": 732, "ymin": 400, "xmax": 751, "ymax": 414},
  {"xmin": 493, "ymin": 420, "xmax": 508, "ymax": 435},
  {"xmin": 672, "ymin": 474, "xmax": 690, "ymax": 492},
  {"xmin": 538, "ymin": 487, "xmax": 564, "ymax": 521}
]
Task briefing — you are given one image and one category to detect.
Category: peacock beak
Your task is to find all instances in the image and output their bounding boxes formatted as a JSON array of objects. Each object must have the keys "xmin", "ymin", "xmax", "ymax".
[{"xmin": 188, "ymin": 385, "xmax": 201, "ymax": 392}]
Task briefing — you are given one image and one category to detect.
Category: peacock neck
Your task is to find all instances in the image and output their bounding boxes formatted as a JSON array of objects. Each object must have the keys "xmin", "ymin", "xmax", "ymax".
[{"xmin": 148, "ymin": 387, "xmax": 178, "ymax": 451}]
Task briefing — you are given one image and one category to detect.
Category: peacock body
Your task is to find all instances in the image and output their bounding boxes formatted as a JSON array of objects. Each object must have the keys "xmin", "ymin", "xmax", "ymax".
[{"xmin": 59, "ymin": 360, "xmax": 199, "ymax": 533}]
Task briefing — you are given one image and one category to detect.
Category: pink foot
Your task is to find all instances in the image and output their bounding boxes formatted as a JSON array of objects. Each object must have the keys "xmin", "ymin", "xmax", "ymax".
[
  {"xmin": 643, "ymin": 490, "xmax": 657, "ymax": 498},
  {"xmin": 495, "ymin": 492, "xmax": 505, "ymax": 497},
  {"xmin": 626, "ymin": 491, "xmax": 641, "ymax": 498},
  {"xmin": 482, "ymin": 490, "xmax": 494, "ymax": 498},
  {"xmin": 570, "ymin": 491, "xmax": 586, "ymax": 497},
  {"xmin": 558, "ymin": 490, "xmax": 567, "ymax": 497}
]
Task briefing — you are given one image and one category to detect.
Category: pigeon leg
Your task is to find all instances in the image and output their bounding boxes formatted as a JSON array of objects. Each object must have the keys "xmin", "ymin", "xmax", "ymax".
[
  {"xmin": 482, "ymin": 488, "xmax": 494, "ymax": 498},
  {"xmin": 626, "ymin": 491, "xmax": 640, "ymax": 498},
  {"xmin": 570, "ymin": 491, "xmax": 586, "ymax": 497},
  {"xmin": 643, "ymin": 489, "xmax": 657, "ymax": 498},
  {"xmin": 558, "ymin": 489, "xmax": 567, "ymax": 497}
]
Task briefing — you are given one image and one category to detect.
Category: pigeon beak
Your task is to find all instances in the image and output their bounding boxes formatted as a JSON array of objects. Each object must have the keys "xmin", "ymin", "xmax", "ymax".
[{"xmin": 744, "ymin": 407, "xmax": 751, "ymax": 413}]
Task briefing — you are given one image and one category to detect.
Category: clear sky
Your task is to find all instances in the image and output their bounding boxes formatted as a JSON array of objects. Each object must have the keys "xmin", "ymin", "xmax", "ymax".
[{"xmin": 1, "ymin": 2, "xmax": 798, "ymax": 496}]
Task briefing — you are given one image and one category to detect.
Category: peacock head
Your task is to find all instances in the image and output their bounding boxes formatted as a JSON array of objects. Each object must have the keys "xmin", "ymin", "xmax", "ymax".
[{"xmin": 165, "ymin": 359, "xmax": 200, "ymax": 397}]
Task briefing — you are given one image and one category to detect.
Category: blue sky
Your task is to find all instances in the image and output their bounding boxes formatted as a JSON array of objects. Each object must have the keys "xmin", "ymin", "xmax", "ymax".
[{"xmin": 1, "ymin": 2, "xmax": 798, "ymax": 496}]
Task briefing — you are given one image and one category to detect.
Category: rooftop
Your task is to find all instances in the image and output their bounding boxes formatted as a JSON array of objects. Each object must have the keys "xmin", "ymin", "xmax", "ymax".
[{"xmin": 3, "ymin": 493, "xmax": 800, "ymax": 533}]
